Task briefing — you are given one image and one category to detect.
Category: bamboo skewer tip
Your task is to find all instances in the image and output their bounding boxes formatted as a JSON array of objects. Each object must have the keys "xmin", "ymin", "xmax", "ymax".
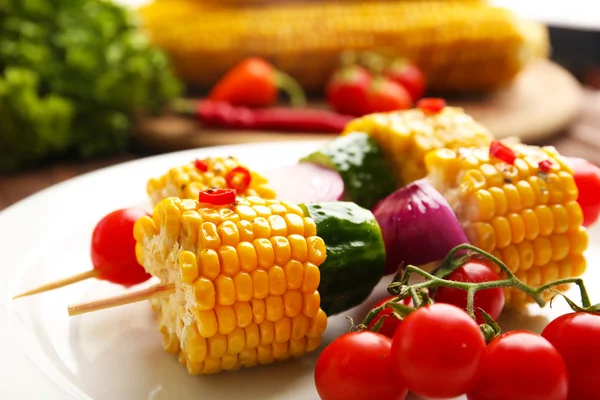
[{"xmin": 13, "ymin": 269, "xmax": 100, "ymax": 300}]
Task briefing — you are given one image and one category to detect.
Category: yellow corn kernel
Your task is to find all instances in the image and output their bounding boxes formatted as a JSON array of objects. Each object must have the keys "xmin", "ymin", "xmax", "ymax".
[
  {"xmin": 541, "ymin": 261, "xmax": 560, "ymax": 286},
  {"xmin": 162, "ymin": 332, "xmax": 180, "ymax": 353},
  {"xmin": 254, "ymin": 238, "xmax": 275, "ymax": 269},
  {"xmin": 251, "ymin": 269, "xmax": 269, "ymax": 299},
  {"xmin": 546, "ymin": 174, "xmax": 566, "ymax": 204},
  {"xmin": 251, "ymin": 298, "xmax": 266, "ymax": 324},
  {"xmin": 268, "ymin": 215, "xmax": 288, "ymax": 236},
  {"xmin": 549, "ymin": 235, "xmax": 570, "ymax": 261},
  {"xmin": 513, "ymin": 158, "xmax": 530, "ymax": 180},
  {"xmin": 214, "ymin": 305, "xmax": 236, "ymax": 335},
  {"xmin": 507, "ymin": 213, "xmax": 525, "ymax": 244},
  {"xmin": 233, "ymin": 301, "xmax": 253, "ymax": 328},
  {"xmin": 221, "ymin": 354, "xmax": 239, "ymax": 371},
  {"xmin": 202, "ymin": 358, "xmax": 222, "ymax": 375},
  {"xmin": 283, "ymin": 260, "xmax": 304, "ymax": 290},
  {"xmin": 179, "ymin": 251, "xmax": 198, "ymax": 284},
  {"xmin": 257, "ymin": 344, "xmax": 274, "ymax": 364},
  {"xmin": 491, "ymin": 217, "xmax": 511, "ymax": 249},
  {"xmin": 571, "ymin": 254, "xmax": 587, "ymax": 277},
  {"xmin": 302, "ymin": 291, "xmax": 321, "ymax": 318},
  {"xmin": 282, "ymin": 202, "xmax": 304, "ymax": 216},
  {"xmin": 503, "ymin": 184, "xmax": 522, "ymax": 213},
  {"xmin": 534, "ymin": 205, "xmax": 554, "ymax": 236},
  {"xmin": 303, "ymin": 218, "xmax": 317, "ymax": 237},
  {"xmin": 219, "ymin": 207, "xmax": 240, "ymax": 223},
  {"xmin": 283, "ymin": 290, "xmax": 302, "ymax": 317},
  {"xmin": 265, "ymin": 295, "xmax": 285, "ymax": 322},
  {"xmin": 533, "ymin": 237, "xmax": 552, "ymax": 267},
  {"xmin": 307, "ymin": 309, "xmax": 328, "ymax": 338},
  {"xmin": 219, "ymin": 246, "xmax": 240, "ymax": 276},
  {"xmin": 195, "ymin": 310, "xmax": 218, "ymax": 338},
  {"xmin": 467, "ymin": 222, "xmax": 496, "ymax": 253},
  {"xmin": 185, "ymin": 324, "xmax": 207, "ymax": 363},
  {"xmin": 502, "ymin": 244, "xmax": 520, "ymax": 273},
  {"xmin": 517, "ymin": 241, "xmax": 535, "ymax": 271},
  {"xmin": 227, "ymin": 327, "xmax": 246, "ymax": 355},
  {"xmin": 274, "ymin": 317, "xmax": 291, "ymax": 343},
  {"xmin": 181, "ymin": 211, "xmax": 202, "ymax": 250},
  {"xmin": 468, "ymin": 190, "xmax": 495, "ymax": 221},
  {"xmin": 164, "ymin": 203, "xmax": 182, "ymax": 239},
  {"xmin": 236, "ymin": 205, "xmax": 257, "ymax": 221},
  {"xmin": 186, "ymin": 360, "xmax": 203, "ymax": 375},
  {"xmin": 567, "ymin": 226, "xmax": 588, "ymax": 255},
  {"xmin": 248, "ymin": 196, "xmax": 267, "ymax": 206},
  {"xmin": 289, "ymin": 235, "xmax": 308, "ymax": 263},
  {"xmin": 559, "ymin": 171, "xmax": 578, "ymax": 201},
  {"xmin": 244, "ymin": 323, "xmax": 260, "ymax": 348},
  {"xmin": 271, "ymin": 237, "xmax": 292, "ymax": 265},
  {"xmin": 233, "ymin": 272, "xmax": 253, "ymax": 302},
  {"xmin": 488, "ymin": 187, "xmax": 508, "ymax": 216},
  {"xmin": 528, "ymin": 176, "xmax": 550, "ymax": 205},
  {"xmin": 193, "ymin": 277, "xmax": 216, "ymax": 311},
  {"xmin": 218, "ymin": 220, "xmax": 240, "ymax": 246},
  {"xmin": 291, "ymin": 314, "xmax": 310, "ymax": 339},
  {"xmin": 527, "ymin": 268, "xmax": 543, "ymax": 288},
  {"xmin": 521, "ymin": 209, "xmax": 540, "ymax": 241},
  {"xmin": 259, "ymin": 320, "xmax": 275, "ymax": 345},
  {"xmin": 237, "ymin": 242, "xmax": 258, "ymax": 272},
  {"xmin": 199, "ymin": 249, "xmax": 220, "ymax": 281},
  {"xmin": 267, "ymin": 202, "xmax": 288, "ymax": 216},
  {"xmin": 480, "ymin": 163, "xmax": 503, "ymax": 187},
  {"xmin": 551, "ymin": 204, "xmax": 569, "ymax": 234},
  {"xmin": 268, "ymin": 266, "xmax": 287, "ymax": 296},
  {"xmin": 290, "ymin": 337, "xmax": 306, "ymax": 358},
  {"xmin": 200, "ymin": 222, "xmax": 221, "ymax": 251},
  {"xmin": 134, "ymin": 216, "xmax": 157, "ymax": 242},
  {"xmin": 285, "ymin": 213, "xmax": 305, "ymax": 236},
  {"xmin": 565, "ymin": 201, "xmax": 584, "ymax": 229},
  {"xmin": 460, "ymin": 170, "xmax": 486, "ymax": 199},
  {"xmin": 273, "ymin": 342, "xmax": 289, "ymax": 360},
  {"xmin": 301, "ymin": 263, "xmax": 320, "ymax": 293},
  {"xmin": 215, "ymin": 275, "xmax": 236, "ymax": 306},
  {"xmin": 237, "ymin": 220, "xmax": 254, "ymax": 242},
  {"xmin": 239, "ymin": 348, "xmax": 258, "ymax": 368},
  {"xmin": 252, "ymin": 217, "xmax": 271, "ymax": 239},
  {"xmin": 253, "ymin": 205, "xmax": 272, "ymax": 218},
  {"xmin": 207, "ymin": 333, "xmax": 227, "ymax": 359}
]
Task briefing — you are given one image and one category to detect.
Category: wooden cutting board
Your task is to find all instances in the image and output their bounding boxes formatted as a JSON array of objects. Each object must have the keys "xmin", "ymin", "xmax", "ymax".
[{"xmin": 134, "ymin": 60, "xmax": 583, "ymax": 151}]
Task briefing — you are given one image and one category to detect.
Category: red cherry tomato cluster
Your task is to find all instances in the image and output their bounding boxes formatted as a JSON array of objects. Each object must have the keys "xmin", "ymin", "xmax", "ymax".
[
  {"xmin": 326, "ymin": 53, "xmax": 426, "ymax": 116},
  {"xmin": 314, "ymin": 257, "xmax": 600, "ymax": 400}
]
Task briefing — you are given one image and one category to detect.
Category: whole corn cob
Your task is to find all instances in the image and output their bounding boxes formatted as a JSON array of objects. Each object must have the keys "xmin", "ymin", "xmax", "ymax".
[
  {"xmin": 134, "ymin": 195, "xmax": 328, "ymax": 374},
  {"xmin": 343, "ymin": 106, "xmax": 494, "ymax": 186},
  {"xmin": 146, "ymin": 156, "xmax": 276, "ymax": 206},
  {"xmin": 425, "ymin": 143, "xmax": 588, "ymax": 308},
  {"xmin": 139, "ymin": 0, "xmax": 548, "ymax": 94}
]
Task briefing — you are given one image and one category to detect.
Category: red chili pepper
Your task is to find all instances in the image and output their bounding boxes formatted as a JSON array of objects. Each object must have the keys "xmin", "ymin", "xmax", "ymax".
[
  {"xmin": 194, "ymin": 159, "xmax": 209, "ymax": 172},
  {"xmin": 226, "ymin": 166, "xmax": 252, "ymax": 192},
  {"xmin": 538, "ymin": 159, "xmax": 553, "ymax": 173},
  {"xmin": 199, "ymin": 189, "xmax": 236, "ymax": 206},
  {"xmin": 417, "ymin": 98, "xmax": 447, "ymax": 114},
  {"xmin": 489, "ymin": 140, "xmax": 516, "ymax": 165},
  {"xmin": 326, "ymin": 65, "xmax": 372, "ymax": 116},
  {"xmin": 208, "ymin": 57, "xmax": 306, "ymax": 108},
  {"xmin": 173, "ymin": 99, "xmax": 355, "ymax": 133}
]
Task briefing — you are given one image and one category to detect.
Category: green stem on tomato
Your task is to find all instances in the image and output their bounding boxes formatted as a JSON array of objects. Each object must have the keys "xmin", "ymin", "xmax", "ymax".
[{"xmin": 274, "ymin": 71, "xmax": 307, "ymax": 108}]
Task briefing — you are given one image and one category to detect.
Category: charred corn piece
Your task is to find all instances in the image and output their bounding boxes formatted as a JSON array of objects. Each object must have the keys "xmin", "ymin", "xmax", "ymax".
[
  {"xmin": 343, "ymin": 106, "xmax": 493, "ymax": 186},
  {"xmin": 139, "ymin": 1, "xmax": 548, "ymax": 94},
  {"xmin": 146, "ymin": 157, "xmax": 276, "ymax": 206},
  {"xmin": 134, "ymin": 196, "xmax": 328, "ymax": 374},
  {"xmin": 425, "ymin": 143, "xmax": 588, "ymax": 308}
]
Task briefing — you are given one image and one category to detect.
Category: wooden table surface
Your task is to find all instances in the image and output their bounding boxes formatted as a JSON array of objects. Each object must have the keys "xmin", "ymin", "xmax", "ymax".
[{"xmin": 1, "ymin": 89, "xmax": 600, "ymax": 212}]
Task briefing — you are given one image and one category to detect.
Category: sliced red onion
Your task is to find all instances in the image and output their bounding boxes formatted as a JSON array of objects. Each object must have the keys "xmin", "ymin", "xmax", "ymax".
[
  {"xmin": 263, "ymin": 163, "xmax": 345, "ymax": 204},
  {"xmin": 372, "ymin": 178, "xmax": 469, "ymax": 275}
]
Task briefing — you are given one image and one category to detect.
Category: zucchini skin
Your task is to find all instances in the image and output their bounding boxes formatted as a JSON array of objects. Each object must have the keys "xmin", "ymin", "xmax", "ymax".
[{"xmin": 301, "ymin": 201, "xmax": 387, "ymax": 315}]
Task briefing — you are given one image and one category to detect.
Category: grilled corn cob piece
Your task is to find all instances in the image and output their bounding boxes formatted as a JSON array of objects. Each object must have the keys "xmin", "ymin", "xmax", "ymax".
[
  {"xmin": 425, "ymin": 144, "xmax": 588, "ymax": 307},
  {"xmin": 343, "ymin": 106, "xmax": 493, "ymax": 186},
  {"xmin": 146, "ymin": 157, "xmax": 276, "ymax": 206},
  {"xmin": 134, "ymin": 196, "xmax": 328, "ymax": 374},
  {"xmin": 139, "ymin": 0, "xmax": 548, "ymax": 94}
]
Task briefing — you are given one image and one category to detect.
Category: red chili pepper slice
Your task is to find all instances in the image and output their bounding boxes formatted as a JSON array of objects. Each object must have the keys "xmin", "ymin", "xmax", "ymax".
[
  {"xmin": 194, "ymin": 159, "xmax": 209, "ymax": 172},
  {"xmin": 489, "ymin": 140, "xmax": 516, "ymax": 165},
  {"xmin": 226, "ymin": 166, "xmax": 252, "ymax": 192},
  {"xmin": 538, "ymin": 159, "xmax": 553, "ymax": 173},
  {"xmin": 199, "ymin": 189, "xmax": 236, "ymax": 206},
  {"xmin": 417, "ymin": 98, "xmax": 447, "ymax": 114}
]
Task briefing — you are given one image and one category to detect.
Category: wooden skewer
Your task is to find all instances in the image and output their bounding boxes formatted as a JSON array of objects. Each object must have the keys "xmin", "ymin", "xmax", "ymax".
[
  {"xmin": 67, "ymin": 282, "xmax": 176, "ymax": 317},
  {"xmin": 13, "ymin": 269, "xmax": 100, "ymax": 300}
]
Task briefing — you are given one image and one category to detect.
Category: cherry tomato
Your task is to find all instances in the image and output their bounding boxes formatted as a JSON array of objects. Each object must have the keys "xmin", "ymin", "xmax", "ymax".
[
  {"xmin": 366, "ymin": 78, "xmax": 413, "ymax": 114},
  {"xmin": 541, "ymin": 312, "xmax": 600, "ymax": 400},
  {"xmin": 391, "ymin": 303, "xmax": 486, "ymax": 399},
  {"xmin": 91, "ymin": 208, "xmax": 151, "ymax": 286},
  {"xmin": 315, "ymin": 331, "xmax": 408, "ymax": 400},
  {"xmin": 434, "ymin": 260, "xmax": 505, "ymax": 324},
  {"xmin": 567, "ymin": 157, "xmax": 600, "ymax": 227},
  {"xmin": 468, "ymin": 330, "xmax": 568, "ymax": 400},
  {"xmin": 384, "ymin": 59, "xmax": 426, "ymax": 102},
  {"xmin": 366, "ymin": 295, "xmax": 413, "ymax": 339},
  {"xmin": 326, "ymin": 65, "xmax": 372, "ymax": 116}
]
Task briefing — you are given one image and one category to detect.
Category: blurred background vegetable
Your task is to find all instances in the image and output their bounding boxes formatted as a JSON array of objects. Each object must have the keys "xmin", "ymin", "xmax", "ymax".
[{"xmin": 0, "ymin": 0, "xmax": 181, "ymax": 171}]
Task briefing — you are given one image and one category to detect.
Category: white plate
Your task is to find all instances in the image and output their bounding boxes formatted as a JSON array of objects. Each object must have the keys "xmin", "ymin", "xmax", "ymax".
[{"xmin": 1, "ymin": 140, "xmax": 599, "ymax": 400}]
